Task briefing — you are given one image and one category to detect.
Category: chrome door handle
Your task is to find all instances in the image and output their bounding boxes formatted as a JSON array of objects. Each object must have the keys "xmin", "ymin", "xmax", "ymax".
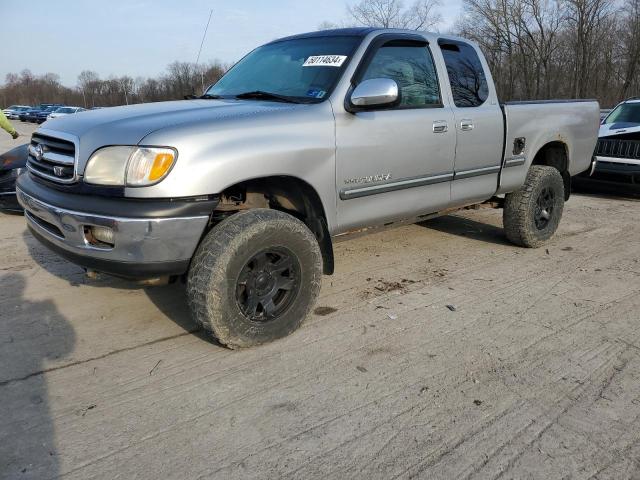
[
  {"xmin": 433, "ymin": 120, "xmax": 448, "ymax": 133},
  {"xmin": 460, "ymin": 119, "xmax": 474, "ymax": 131}
]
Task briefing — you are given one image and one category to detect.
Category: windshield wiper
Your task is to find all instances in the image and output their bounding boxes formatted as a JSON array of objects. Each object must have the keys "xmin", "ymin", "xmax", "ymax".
[
  {"xmin": 199, "ymin": 93, "xmax": 222, "ymax": 99},
  {"xmin": 234, "ymin": 90, "xmax": 299, "ymax": 104}
]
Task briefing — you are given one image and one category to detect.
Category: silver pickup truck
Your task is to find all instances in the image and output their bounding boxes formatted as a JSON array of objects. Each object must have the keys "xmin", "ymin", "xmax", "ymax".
[{"xmin": 16, "ymin": 28, "xmax": 599, "ymax": 348}]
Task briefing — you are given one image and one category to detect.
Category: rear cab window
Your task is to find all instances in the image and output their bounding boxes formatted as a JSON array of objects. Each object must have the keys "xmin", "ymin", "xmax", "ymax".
[{"xmin": 438, "ymin": 39, "xmax": 489, "ymax": 108}]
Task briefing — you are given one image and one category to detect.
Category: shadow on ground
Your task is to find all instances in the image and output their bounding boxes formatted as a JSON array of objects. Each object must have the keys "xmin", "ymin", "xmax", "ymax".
[
  {"xmin": 417, "ymin": 214, "xmax": 512, "ymax": 246},
  {"xmin": 0, "ymin": 273, "xmax": 75, "ymax": 479},
  {"xmin": 573, "ymin": 177, "xmax": 640, "ymax": 200},
  {"xmin": 21, "ymin": 229, "xmax": 214, "ymax": 346}
]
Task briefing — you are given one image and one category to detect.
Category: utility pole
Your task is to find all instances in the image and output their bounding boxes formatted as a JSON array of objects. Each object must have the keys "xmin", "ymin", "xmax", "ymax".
[{"xmin": 195, "ymin": 9, "xmax": 214, "ymax": 94}]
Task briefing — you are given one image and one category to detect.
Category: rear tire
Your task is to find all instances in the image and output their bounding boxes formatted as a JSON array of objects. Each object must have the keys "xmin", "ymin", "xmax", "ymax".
[
  {"xmin": 503, "ymin": 165, "xmax": 565, "ymax": 248},
  {"xmin": 187, "ymin": 208, "xmax": 322, "ymax": 349}
]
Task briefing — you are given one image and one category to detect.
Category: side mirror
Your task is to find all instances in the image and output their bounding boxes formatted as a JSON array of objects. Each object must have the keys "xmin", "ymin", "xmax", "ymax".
[{"xmin": 348, "ymin": 78, "xmax": 399, "ymax": 111}]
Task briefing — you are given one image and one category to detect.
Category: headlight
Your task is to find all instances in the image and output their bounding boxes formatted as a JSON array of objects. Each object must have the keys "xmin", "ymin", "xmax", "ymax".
[
  {"xmin": 84, "ymin": 146, "xmax": 133, "ymax": 186},
  {"xmin": 84, "ymin": 146, "xmax": 177, "ymax": 187}
]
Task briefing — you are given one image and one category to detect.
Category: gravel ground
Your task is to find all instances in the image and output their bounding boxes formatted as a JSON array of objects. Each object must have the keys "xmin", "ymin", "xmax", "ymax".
[{"xmin": 1, "ymin": 121, "xmax": 640, "ymax": 479}]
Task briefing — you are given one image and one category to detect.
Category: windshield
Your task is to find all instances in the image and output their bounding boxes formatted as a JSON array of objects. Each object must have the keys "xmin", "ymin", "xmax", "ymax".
[
  {"xmin": 604, "ymin": 102, "xmax": 640, "ymax": 125},
  {"xmin": 205, "ymin": 36, "xmax": 360, "ymax": 103},
  {"xmin": 56, "ymin": 107, "xmax": 73, "ymax": 113}
]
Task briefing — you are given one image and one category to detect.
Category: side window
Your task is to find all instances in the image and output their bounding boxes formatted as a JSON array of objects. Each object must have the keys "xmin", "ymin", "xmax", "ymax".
[
  {"xmin": 438, "ymin": 40, "xmax": 489, "ymax": 108},
  {"xmin": 361, "ymin": 42, "xmax": 441, "ymax": 108}
]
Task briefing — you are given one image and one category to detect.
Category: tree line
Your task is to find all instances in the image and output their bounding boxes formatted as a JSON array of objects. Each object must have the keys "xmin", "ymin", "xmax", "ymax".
[
  {"xmin": 458, "ymin": 0, "xmax": 640, "ymax": 106},
  {"xmin": 0, "ymin": 61, "xmax": 227, "ymax": 108},
  {"xmin": 2, "ymin": 0, "xmax": 638, "ymax": 108},
  {"xmin": 329, "ymin": 0, "xmax": 640, "ymax": 107}
]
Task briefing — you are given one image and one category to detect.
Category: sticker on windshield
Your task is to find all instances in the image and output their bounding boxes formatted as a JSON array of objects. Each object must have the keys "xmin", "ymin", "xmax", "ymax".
[
  {"xmin": 306, "ymin": 89, "xmax": 326, "ymax": 98},
  {"xmin": 303, "ymin": 55, "xmax": 348, "ymax": 67}
]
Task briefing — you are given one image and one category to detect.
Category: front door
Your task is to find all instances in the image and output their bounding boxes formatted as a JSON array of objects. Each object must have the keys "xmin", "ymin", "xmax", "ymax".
[{"xmin": 335, "ymin": 35, "xmax": 457, "ymax": 232}]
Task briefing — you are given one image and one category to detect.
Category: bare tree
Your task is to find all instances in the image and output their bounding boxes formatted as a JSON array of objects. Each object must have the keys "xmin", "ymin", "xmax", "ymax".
[
  {"xmin": 457, "ymin": 0, "xmax": 634, "ymax": 105},
  {"xmin": 1, "ymin": 60, "xmax": 228, "ymax": 108},
  {"xmin": 618, "ymin": 0, "xmax": 640, "ymax": 98},
  {"xmin": 563, "ymin": 0, "xmax": 616, "ymax": 98},
  {"xmin": 347, "ymin": 0, "xmax": 443, "ymax": 30}
]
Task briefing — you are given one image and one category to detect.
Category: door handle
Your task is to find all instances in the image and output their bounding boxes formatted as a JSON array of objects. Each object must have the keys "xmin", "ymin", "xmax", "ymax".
[
  {"xmin": 433, "ymin": 120, "xmax": 448, "ymax": 133},
  {"xmin": 460, "ymin": 119, "xmax": 474, "ymax": 131}
]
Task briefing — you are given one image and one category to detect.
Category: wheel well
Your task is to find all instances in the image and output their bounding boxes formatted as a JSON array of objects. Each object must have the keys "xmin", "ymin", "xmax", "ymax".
[
  {"xmin": 212, "ymin": 176, "xmax": 334, "ymax": 275},
  {"xmin": 531, "ymin": 141, "xmax": 571, "ymax": 200}
]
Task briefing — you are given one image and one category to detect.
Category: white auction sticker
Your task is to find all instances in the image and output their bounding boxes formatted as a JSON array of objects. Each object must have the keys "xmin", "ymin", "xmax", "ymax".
[{"xmin": 303, "ymin": 55, "xmax": 348, "ymax": 67}]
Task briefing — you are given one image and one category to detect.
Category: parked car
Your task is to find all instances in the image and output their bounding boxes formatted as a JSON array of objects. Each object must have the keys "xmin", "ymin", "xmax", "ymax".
[
  {"xmin": 48, "ymin": 106, "xmax": 85, "ymax": 119},
  {"xmin": 17, "ymin": 28, "xmax": 600, "ymax": 348},
  {"xmin": 3, "ymin": 105, "xmax": 31, "ymax": 119},
  {"xmin": 21, "ymin": 104, "xmax": 62, "ymax": 123},
  {"xmin": 593, "ymin": 98, "xmax": 640, "ymax": 182},
  {"xmin": 35, "ymin": 105, "xmax": 65, "ymax": 123},
  {"xmin": 0, "ymin": 144, "xmax": 28, "ymax": 211},
  {"xmin": 20, "ymin": 107, "xmax": 42, "ymax": 122}
]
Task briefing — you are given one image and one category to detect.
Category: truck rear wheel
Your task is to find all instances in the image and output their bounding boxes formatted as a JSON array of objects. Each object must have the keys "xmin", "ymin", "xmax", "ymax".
[
  {"xmin": 187, "ymin": 208, "xmax": 322, "ymax": 348},
  {"xmin": 503, "ymin": 165, "xmax": 565, "ymax": 248}
]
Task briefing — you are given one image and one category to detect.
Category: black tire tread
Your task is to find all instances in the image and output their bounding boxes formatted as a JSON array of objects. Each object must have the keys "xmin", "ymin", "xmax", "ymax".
[
  {"xmin": 503, "ymin": 165, "xmax": 565, "ymax": 248},
  {"xmin": 187, "ymin": 208, "xmax": 322, "ymax": 349}
]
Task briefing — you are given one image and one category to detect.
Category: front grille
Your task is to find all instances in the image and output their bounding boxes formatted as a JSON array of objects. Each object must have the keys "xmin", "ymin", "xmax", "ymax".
[
  {"xmin": 27, "ymin": 133, "xmax": 76, "ymax": 184},
  {"xmin": 596, "ymin": 138, "xmax": 640, "ymax": 160}
]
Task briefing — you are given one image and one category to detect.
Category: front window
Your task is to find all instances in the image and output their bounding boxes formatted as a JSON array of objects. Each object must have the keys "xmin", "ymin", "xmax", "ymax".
[
  {"xmin": 360, "ymin": 42, "xmax": 441, "ymax": 108},
  {"xmin": 603, "ymin": 103, "xmax": 640, "ymax": 125},
  {"xmin": 205, "ymin": 36, "xmax": 360, "ymax": 103}
]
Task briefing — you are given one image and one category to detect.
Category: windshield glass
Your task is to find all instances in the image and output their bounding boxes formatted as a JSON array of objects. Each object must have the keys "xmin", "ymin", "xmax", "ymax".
[
  {"xmin": 205, "ymin": 36, "xmax": 360, "ymax": 102},
  {"xmin": 604, "ymin": 102, "xmax": 640, "ymax": 125},
  {"xmin": 56, "ymin": 107, "xmax": 73, "ymax": 113}
]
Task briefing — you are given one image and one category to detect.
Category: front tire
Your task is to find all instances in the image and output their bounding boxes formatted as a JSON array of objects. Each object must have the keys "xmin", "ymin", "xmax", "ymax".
[
  {"xmin": 503, "ymin": 165, "xmax": 565, "ymax": 248},
  {"xmin": 187, "ymin": 208, "xmax": 322, "ymax": 349}
]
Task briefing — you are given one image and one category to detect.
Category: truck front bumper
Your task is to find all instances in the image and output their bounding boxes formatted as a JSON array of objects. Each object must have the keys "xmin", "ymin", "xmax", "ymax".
[
  {"xmin": 16, "ymin": 174, "xmax": 217, "ymax": 279},
  {"xmin": 594, "ymin": 156, "xmax": 640, "ymax": 176}
]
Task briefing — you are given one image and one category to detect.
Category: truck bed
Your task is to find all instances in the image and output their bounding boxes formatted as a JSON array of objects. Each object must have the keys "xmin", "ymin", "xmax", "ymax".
[{"xmin": 498, "ymin": 100, "xmax": 600, "ymax": 195}]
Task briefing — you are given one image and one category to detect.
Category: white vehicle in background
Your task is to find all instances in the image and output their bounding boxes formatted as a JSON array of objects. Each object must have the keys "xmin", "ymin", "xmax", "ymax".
[
  {"xmin": 48, "ymin": 106, "xmax": 86, "ymax": 119},
  {"xmin": 594, "ymin": 98, "xmax": 640, "ymax": 182},
  {"xmin": 3, "ymin": 105, "xmax": 31, "ymax": 119}
]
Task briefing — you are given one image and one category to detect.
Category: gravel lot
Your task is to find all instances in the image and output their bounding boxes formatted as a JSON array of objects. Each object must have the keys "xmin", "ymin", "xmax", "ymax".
[{"xmin": 1, "ymin": 121, "xmax": 640, "ymax": 479}]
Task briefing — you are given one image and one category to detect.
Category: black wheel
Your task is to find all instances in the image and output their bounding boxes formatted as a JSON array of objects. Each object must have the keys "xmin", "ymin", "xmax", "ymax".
[
  {"xmin": 187, "ymin": 208, "xmax": 322, "ymax": 348},
  {"xmin": 503, "ymin": 165, "xmax": 565, "ymax": 248}
]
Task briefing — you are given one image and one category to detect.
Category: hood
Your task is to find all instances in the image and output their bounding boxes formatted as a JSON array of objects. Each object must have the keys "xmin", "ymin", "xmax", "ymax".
[
  {"xmin": 599, "ymin": 122, "xmax": 640, "ymax": 139},
  {"xmin": 43, "ymin": 99, "xmax": 300, "ymax": 142},
  {"xmin": 39, "ymin": 99, "xmax": 302, "ymax": 166}
]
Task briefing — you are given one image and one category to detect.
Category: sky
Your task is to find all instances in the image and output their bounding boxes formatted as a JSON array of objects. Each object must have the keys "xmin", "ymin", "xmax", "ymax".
[{"xmin": 0, "ymin": 0, "xmax": 463, "ymax": 87}]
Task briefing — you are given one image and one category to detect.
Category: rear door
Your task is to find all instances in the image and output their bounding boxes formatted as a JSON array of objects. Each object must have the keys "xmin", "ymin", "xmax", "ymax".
[
  {"xmin": 335, "ymin": 34, "xmax": 456, "ymax": 232},
  {"xmin": 437, "ymin": 39, "xmax": 504, "ymax": 205}
]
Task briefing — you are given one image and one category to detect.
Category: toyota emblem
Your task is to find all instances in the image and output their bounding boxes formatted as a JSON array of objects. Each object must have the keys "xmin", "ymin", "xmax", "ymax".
[{"xmin": 34, "ymin": 144, "xmax": 44, "ymax": 161}]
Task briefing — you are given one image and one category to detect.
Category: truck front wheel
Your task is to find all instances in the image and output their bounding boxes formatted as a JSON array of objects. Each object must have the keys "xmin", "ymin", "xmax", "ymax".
[
  {"xmin": 187, "ymin": 208, "xmax": 322, "ymax": 348},
  {"xmin": 503, "ymin": 165, "xmax": 565, "ymax": 248}
]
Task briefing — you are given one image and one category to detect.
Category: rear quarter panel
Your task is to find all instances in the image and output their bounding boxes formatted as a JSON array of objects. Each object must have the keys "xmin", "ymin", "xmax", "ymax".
[{"xmin": 498, "ymin": 101, "xmax": 600, "ymax": 194}]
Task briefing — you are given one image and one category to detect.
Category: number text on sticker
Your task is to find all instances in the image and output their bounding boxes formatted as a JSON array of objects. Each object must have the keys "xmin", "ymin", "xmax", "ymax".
[{"xmin": 303, "ymin": 55, "xmax": 348, "ymax": 67}]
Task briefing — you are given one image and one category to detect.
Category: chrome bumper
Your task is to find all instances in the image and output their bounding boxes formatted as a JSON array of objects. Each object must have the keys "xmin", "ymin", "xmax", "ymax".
[{"xmin": 17, "ymin": 188, "xmax": 209, "ymax": 265}]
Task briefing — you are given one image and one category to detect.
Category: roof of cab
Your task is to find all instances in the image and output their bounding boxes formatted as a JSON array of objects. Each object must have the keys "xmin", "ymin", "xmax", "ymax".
[
  {"xmin": 268, "ymin": 28, "xmax": 379, "ymax": 44},
  {"xmin": 267, "ymin": 27, "xmax": 472, "ymax": 48}
]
